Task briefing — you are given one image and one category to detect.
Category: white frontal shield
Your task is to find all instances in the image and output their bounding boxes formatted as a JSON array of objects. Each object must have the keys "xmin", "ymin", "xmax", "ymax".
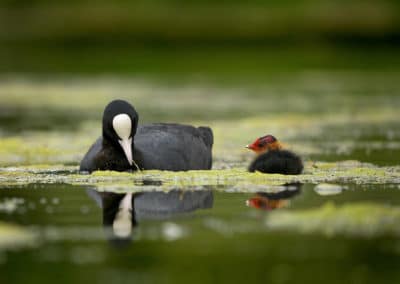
[{"xmin": 112, "ymin": 113, "xmax": 133, "ymax": 165}]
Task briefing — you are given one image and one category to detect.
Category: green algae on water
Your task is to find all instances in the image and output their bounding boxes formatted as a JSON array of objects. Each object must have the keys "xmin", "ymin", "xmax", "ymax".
[
  {"xmin": 0, "ymin": 161, "xmax": 399, "ymax": 191},
  {"xmin": 266, "ymin": 202, "xmax": 400, "ymax": 238},
  {"xmin": 0, "ymin": 222, "xmax": 36, "ymax": 250}
]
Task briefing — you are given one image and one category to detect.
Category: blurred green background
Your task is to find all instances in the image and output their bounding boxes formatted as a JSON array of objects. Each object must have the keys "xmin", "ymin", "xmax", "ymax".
[
  {"xmin": 1, "ymin": 0, "xmax": 400, "ymax": 165},
  {"xmin": 1, "ymin": 0, "xmax": 399, "ymax": 75}
]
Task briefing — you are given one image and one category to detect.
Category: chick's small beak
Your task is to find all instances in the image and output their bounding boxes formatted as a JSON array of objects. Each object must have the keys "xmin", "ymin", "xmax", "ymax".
[{"xmin": 246, "ymin": 143, "xmax": 256, "ymax": 150}]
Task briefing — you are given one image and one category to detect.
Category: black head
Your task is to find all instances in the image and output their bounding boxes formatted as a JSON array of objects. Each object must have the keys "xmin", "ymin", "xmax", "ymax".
[{"xmin": 102, "ymin": 100, "xmax": 139, "ymax": 144}]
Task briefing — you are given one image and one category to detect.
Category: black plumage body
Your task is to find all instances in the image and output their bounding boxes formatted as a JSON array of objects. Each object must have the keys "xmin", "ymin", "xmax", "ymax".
[
  {"xmin": 248, "ymin": 150, "xmax": 303, "ymax": 175},
  {"xmin": 80, "ymin": 123, "xmax": 213, "ymax": 172}
]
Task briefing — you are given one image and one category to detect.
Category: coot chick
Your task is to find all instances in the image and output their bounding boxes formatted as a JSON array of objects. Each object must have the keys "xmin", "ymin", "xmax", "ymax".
[
  {"xmin": 80, "ymin": 100, "xmax": 213, "ymax": 172},
  {"xmin": 246, "ymin": 135, "xmax": 303, "ymax": 174}
]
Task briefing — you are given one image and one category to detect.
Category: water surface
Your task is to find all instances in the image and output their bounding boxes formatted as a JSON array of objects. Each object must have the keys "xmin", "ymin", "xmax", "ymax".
[{"xmin": 1, "ymin": 182, "xmax": 400, "ymax": 284}]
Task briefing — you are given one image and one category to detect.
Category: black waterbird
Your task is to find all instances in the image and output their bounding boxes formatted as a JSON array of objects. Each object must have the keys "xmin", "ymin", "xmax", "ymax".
[{"xmin": 80, "ymin": 100, "xmax": 213, "ymax": 172}]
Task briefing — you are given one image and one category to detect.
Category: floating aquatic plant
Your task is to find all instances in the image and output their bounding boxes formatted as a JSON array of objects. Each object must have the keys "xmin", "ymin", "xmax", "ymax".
[
  {"xmin": 266, "ymin": 202, "xmax": 400, "ymax": 238},
  {"xmin": 0, "ymin": 222, "xmax": 36, "ymax": 250},
  {"xmin": 0, "ymin": 161, "xmax": 399, "ymax": 192}
]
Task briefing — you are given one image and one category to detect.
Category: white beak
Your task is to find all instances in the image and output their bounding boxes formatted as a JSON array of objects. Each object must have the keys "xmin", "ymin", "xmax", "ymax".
[{"xmin": 119, "ymin": 138, "xmax": 133, "ymax": 166}]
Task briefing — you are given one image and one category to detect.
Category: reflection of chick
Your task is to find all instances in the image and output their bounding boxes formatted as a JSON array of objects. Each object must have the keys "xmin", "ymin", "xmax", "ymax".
[
  {"xmin": 246, "ymin": 195, "xmax": 288, "ymax": 211},
  {"xmin": 246, "ymin": 135, "xmax": 303, "ymax": 174},
  {"xmin": 246, "ymin": 183, "xmax": 302, "ymax": 211}
]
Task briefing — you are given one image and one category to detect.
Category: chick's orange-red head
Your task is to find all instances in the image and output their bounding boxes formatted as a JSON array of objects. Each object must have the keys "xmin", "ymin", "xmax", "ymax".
[
  {"xmin": 246, "ymin": 196, "xmax": 288, "ymax": 211},
  {"xmin": 246, "ymin": 134, "xmax": 281, "ymax": 154}
]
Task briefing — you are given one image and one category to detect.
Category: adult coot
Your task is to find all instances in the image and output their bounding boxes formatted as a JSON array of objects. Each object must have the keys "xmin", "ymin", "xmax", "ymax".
[
  {"xmin": 80, "ymin": 100, "xmax": 213, "ymax": 172},
  {"xmin": 246, "ymin": 134, "xmax": 303, "ymax": 174}
]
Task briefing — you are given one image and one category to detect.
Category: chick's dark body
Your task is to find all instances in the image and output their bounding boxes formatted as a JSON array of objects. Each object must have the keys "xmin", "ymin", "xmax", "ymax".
[{"xmin": 248, "ymin": 150, "xmax": 303, "ymax": 175}]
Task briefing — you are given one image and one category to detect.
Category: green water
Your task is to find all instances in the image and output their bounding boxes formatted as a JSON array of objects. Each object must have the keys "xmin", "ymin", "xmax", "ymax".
[{"xmin": 1, "ymin": 183, "xmax": 400, "ymax": 284}]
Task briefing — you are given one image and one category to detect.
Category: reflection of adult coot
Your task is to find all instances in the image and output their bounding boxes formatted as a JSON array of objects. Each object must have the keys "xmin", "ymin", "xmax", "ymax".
[
  {"xmin": 87, "ymin": 189, "xmax": 213, "ymax": 244},
  {"xmin": 133, "ymin": 190, "xmax": 213, "ymax": 220}
]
